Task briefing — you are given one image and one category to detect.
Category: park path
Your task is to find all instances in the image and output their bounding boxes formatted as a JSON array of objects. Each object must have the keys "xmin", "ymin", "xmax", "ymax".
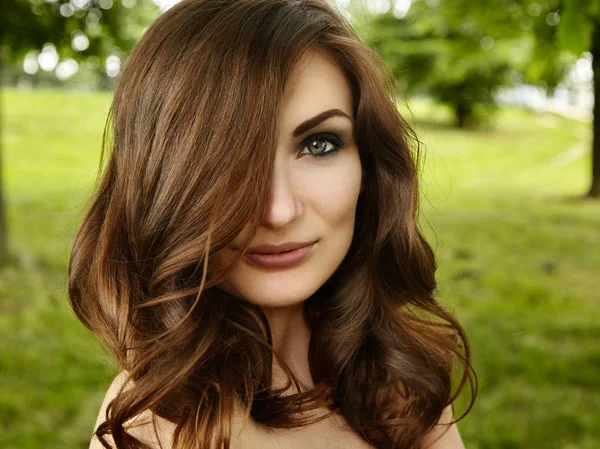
[
  {"xmin": 544, "ymin": 126, "xmax": 591, "ymax": 169},
  {"xmin": 461, "ymin": 117, "xmax": 591, "ymax": 190}
]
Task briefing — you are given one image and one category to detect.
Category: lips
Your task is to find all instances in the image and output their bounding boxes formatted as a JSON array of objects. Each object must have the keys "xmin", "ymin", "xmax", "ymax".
[
  {"xmin": 248, "ymin": 240, "xmax": 317, "ymax": 254},
  {"xmin": 243, "ymin": 241, "xmax": 317, "ymax": 269}
]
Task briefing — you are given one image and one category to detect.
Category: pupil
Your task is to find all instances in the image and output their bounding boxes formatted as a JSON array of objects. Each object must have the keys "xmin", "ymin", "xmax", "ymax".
[{"xmin": 310, "ymin": 140, "xmax": 323, "ymax": 153}]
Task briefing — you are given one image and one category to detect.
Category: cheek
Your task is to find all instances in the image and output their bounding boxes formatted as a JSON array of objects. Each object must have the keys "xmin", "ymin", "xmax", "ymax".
[{"xmin": 299, "ymin": 155, "xmax": 362, "ymax": 226}]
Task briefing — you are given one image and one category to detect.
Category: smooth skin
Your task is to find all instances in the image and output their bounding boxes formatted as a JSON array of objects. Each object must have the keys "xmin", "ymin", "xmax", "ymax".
[
  {"xmin": 89, "ymin": 371, "xmax": 464, "ymax": 448},
  {"xmin": 89, "ymin": 49, "xmax": 466, "ymax": 449}
]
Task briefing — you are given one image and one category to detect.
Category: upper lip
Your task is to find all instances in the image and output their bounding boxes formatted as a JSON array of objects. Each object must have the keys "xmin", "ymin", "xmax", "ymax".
[{"xmin": 247, "ymin": 240, "xmax": 317, "ymax": 254}]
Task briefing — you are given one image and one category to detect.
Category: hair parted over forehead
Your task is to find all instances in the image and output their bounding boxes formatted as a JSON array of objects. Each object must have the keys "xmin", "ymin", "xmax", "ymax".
[{"xmin": 68, "ymin": 0, "xmax": 477, "ymax": 448}]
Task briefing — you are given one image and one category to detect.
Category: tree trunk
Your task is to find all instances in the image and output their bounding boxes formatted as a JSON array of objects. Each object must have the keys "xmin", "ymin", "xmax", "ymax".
[
  {"xmin": 587, "ymin": 22, "xmax": 600, "ymax": 197},
  {"xmin": 455, "ymin": 102, "xmax": 469, "ymax": 129}
]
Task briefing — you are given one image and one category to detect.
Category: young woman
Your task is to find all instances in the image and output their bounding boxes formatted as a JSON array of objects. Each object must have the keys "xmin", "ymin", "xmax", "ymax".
[{"xmin": 68, "ymin": 0, "xmax": 477, "ymax": 448}]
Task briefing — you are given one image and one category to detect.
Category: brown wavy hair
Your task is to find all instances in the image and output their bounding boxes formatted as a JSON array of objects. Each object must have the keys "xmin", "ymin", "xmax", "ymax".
[{"xmin": 68, "ymin": 0, "xmax": 477, "ymax": 448}]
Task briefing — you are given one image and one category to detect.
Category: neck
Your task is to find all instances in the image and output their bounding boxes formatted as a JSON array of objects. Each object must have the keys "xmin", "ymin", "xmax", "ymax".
[{"xmin": 262, "ymin": 302, "xmax": 314, "ymax": 393}]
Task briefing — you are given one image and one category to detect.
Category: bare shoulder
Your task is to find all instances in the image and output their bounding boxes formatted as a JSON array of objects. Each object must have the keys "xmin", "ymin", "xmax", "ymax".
[
  {"xmin": 421, "ymin": 405, "xmax": 465, "ymax": 449},
  {"xmin": 89, "ymin": 371, "xmax": 175, "ymax": 449}
]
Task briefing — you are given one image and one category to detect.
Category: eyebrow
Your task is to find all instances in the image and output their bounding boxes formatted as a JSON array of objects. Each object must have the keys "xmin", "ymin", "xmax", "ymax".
[{"xmin": 293, "ymin": 108, "xmax": 353, "ymax": 137}]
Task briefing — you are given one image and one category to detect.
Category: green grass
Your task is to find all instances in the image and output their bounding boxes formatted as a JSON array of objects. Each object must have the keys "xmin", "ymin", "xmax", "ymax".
[{"xmin": 1, "ymin": 88, "xmax": 599, "ymax": 448}]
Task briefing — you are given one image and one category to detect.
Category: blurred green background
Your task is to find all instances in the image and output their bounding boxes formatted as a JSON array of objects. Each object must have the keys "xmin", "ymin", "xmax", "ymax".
[{"xmin": 1, "ymin": 1, "xmax": 599, "ymax": 448}]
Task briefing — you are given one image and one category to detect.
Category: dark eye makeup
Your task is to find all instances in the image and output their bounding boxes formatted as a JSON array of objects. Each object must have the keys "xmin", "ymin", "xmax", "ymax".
[{"xmin": 299, "ymin": 132, "xmax": 347, "ymax": 158}]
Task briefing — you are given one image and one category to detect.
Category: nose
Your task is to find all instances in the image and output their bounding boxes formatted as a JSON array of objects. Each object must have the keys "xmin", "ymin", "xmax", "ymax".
[{"xmin": 262, "ymin": 159, "xmax": 303, "ymax": 229}]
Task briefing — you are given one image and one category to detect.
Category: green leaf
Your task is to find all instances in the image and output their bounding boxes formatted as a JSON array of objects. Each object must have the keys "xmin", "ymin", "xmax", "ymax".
[{"xmin": 557, "ymin": 0, "xmax": 594, "ymax": 55}]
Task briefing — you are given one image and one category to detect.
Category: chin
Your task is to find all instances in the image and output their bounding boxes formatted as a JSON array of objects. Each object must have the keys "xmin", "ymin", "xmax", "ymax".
[{"xmin": 217, "ymin": 273, "xmax": 321, "ymax": 309}]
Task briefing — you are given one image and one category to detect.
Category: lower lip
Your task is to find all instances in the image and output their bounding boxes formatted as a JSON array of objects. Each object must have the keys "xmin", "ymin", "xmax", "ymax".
[{"xmin": 243, "ymin": 242, "xmax": 317, "ymax": 269}]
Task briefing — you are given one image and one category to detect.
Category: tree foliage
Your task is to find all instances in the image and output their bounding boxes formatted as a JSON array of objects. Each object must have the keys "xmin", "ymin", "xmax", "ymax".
[
  {"xmin": 1, "ymin": 0, "xmax": 160, "ymax": 63},
  {"xmin": 516, "ymin": 0, "xmax": 600, "ymax": 197},
  {"xmin": 360, "ymin": 0, "xmax": 538, "ymax": 127}
]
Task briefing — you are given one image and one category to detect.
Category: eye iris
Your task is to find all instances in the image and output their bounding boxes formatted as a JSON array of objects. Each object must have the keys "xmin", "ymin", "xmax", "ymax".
[{"xmin": 309, "ymin": 139, "xmax": 325, "ymax": 154}]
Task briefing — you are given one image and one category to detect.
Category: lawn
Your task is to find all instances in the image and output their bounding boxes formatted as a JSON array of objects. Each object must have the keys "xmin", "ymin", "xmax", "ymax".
[{"xmin": 1, "ymin": 88, "xmax": 599, "ymax": 449}]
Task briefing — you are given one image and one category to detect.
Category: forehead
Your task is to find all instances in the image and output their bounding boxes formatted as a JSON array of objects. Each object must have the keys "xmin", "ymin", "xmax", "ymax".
[{"xmin": 279, "ymin": 49, "xmax": 353, "ymax": 130}]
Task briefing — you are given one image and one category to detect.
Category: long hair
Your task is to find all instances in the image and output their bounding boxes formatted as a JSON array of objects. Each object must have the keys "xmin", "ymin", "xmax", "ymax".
[{"xmin": 68, "ymin": 0, "xmax": 477, "ymax": 448}]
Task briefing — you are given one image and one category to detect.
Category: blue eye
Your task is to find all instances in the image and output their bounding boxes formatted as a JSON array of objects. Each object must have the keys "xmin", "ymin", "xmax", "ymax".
[{"xmin": 300, "ymin": 132, "xmax": 346, "ymax": 158}]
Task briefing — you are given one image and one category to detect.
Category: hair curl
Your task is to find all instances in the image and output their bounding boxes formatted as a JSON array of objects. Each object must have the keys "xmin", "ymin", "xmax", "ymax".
[{"xmin": 68, "ymin": 0, "xmax": 477, "ymax": 448}]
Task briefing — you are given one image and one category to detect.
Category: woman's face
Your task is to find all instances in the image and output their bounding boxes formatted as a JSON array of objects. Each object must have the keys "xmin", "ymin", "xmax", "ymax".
[{"xmin": 213, "ymin": 49, "xmax": 363, "ymax": 309}]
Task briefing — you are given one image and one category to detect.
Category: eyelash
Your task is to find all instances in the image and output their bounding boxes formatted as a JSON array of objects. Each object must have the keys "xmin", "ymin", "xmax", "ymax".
[{"xmin": 299, "ymin": 132, "xmax": 346, "ymax": 158}]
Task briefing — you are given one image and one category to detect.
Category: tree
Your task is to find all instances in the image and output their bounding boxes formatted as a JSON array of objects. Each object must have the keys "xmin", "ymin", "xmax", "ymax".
[
  {"xmin": 358, "ymin": 0, "xmax": 539, "ymax": 128},
  {"xmin": 550, "ymin": 0, "xmax": 600, "ymax": 197},
  {"xmin": 1, "ymin": 0, "xmax": 159, "ymax": 63},
  {"xmin": 356, "ymin": 0, "xmax": 598, "ymax": 197},
  {"xmin": 496, "ymin": 0, "xmax": 599, "ymax": 196},
  {"xmin": 0, "ymin": 0, "xmax": 161, "ymax": 263},
  {"xmin": 589, "ymin": 23, "xmax": 600, "ymax": 197},
  {"xmin": 1, "ymin": 0, "xmax": 161, "ymax": 89},
  {"xmin": 440, "ymin": 0, "xmax": 600, "ymax": 197}
]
